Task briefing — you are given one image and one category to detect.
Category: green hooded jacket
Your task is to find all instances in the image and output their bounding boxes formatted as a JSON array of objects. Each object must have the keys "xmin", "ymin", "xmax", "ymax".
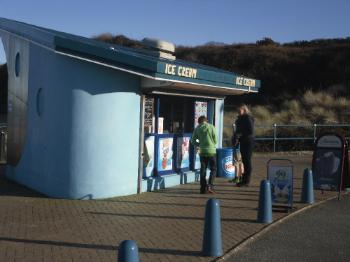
[{"xmin": 191, "ymin": 122, "xmax": 218, "ymax": 157}]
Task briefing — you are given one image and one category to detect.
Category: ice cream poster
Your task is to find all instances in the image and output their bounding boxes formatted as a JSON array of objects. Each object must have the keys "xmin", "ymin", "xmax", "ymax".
[
  {"xmin": 268, "ymin": 166, "xmax": 293, "ymax": 204},
  {"xmin": 143, "ymin": 136, "xmax": 155, "ymax": 177},
  {"xmin": 157, "ymin": 137, "xmax": 173, "ymax": 171},
  {"xmin": 194, "ymin": 101, "xmax": 208, "ymax": 128},
  {"xmin": 176, "ymin": 137, "xmax": 190, "ymax": 169}
]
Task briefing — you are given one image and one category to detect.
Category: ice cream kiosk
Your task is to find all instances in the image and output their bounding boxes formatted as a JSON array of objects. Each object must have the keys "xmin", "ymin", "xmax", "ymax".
[{"xmin": 0, "ymin": 18, "xmax": 260, "ymax": 199}]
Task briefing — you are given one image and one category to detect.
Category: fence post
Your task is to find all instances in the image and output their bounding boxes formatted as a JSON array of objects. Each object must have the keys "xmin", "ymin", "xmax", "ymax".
[
  {"xmin": 273, "ymin": 123, "xmax": 277, "ymax": 152},
  {"xmin": 313, "ymin": 124, "xmax": 317, "ymax": 143}
]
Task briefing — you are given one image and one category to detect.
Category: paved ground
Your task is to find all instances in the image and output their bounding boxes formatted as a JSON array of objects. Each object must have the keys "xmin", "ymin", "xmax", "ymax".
[
  {"xmin": 227, "ymin": 193, "xmax": 350, "ymax": 262},
  {"xmin": 0, "ymin": 153, "xmax": 338, "ymax": 261}
]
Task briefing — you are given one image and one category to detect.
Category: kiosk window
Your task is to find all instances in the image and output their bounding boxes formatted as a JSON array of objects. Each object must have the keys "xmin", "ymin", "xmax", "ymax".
[{"xmin": 159, "ymin": 96, "xmax": 193, "ymax": 134}]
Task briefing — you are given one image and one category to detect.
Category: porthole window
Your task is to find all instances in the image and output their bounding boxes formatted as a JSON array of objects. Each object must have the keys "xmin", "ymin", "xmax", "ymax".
[{"xmin": 15, "ymin": 52, "xmax": 20, "ymax": 77}]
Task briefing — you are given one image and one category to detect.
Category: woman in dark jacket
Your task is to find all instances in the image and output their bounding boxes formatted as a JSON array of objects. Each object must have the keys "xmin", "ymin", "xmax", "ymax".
[{"xmin": 232, "ymin": 104, "xmax": 255, "ymax": 186}]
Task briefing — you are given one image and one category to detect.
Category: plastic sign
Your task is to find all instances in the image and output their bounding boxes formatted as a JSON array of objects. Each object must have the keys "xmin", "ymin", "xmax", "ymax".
[
  {"xmin": 157, "ymin": 137, "xmax": 173, "ymax": 172},
  {"xmin": 164, "ymin": 63, "xmax": 197, "ymax": 79},
  {"xmin": 268, "ymin": 166, "xmax": 293, "ymax": 204},
  {"xmin": 176, "ymin": 136, "xmax": 190, "ymax": 170},
  {"xmin": 313, "ymin": 133, "xmax": 345, "ymax": 191}
]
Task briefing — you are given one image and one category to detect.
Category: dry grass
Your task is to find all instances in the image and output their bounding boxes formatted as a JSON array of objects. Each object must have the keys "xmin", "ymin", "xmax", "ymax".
[{"xmin": 223, "ymin": 90, "xmax": 350, "ymax": 146}]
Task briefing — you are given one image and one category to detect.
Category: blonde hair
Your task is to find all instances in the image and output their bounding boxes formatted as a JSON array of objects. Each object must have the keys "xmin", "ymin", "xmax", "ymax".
[{"xmin": 239, "ymin": 104, "xmax": 250, "ymax": 114}]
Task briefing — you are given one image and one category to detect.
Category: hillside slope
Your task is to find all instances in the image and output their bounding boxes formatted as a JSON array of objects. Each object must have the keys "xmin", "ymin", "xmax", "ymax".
[
  {"xmin": 93, "ymin": 35, "xmax": 350, "ymax": 105},
  {"xmin": 1, "ymin": 36, "xmax": 350, "ymax": 124}
]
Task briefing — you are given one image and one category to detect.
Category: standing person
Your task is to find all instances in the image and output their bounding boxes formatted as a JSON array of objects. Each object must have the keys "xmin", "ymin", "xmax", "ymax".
[
  {"xmin": 232, "ymin": 104, "xmax": 255, "ymax": 187},
  {"xmin": 191, "ymin": 116, "xmax": 218, "ymax": 194}
]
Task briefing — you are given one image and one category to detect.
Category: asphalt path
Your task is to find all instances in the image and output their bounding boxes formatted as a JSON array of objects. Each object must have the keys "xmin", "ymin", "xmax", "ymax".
[{"xmin": 226, "ymin": 193, "xmax": 350, "ymax": 262}]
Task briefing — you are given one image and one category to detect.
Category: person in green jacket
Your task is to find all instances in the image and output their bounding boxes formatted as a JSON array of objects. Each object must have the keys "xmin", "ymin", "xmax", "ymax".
[{"xmin": 191, "ymin": 115, "xmax": 218, "ymax": 194}]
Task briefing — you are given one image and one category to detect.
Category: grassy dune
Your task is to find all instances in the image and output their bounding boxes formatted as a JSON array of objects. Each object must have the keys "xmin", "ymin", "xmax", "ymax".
[{"xmin": 223, "ymin": 90, "xmax": 350, "ymax": 147}]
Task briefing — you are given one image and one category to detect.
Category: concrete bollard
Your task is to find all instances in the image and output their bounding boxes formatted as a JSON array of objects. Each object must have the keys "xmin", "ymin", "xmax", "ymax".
[
  {"xmin": 118, "ymin": 240, "xmax": 139, "ymax": 262},
  {"xmin": 202, "ymin": 198, "xmax": 223, "ymax": 257},
  {"xmin": 301, "ymin": 168, "xmax": 314, "ymax": 204},
  {"xmin": 257, "ymin": 180, "xmax": 273, "ymax": 224}
]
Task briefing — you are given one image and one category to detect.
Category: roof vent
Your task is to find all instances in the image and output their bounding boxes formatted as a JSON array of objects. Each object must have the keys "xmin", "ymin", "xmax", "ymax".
[{"xmin": 142, "ymin": 38, "xmax": 176, "ymax": 60}]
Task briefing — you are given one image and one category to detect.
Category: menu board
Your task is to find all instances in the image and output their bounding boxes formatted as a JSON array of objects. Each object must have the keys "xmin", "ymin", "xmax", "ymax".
[
  {"xmin": 144, "ymin": 97, "xmax": 154, "ymax": 130},
  {"xmin": 194, "ymin": 101, "xmax": 208, "ymax": 128}
]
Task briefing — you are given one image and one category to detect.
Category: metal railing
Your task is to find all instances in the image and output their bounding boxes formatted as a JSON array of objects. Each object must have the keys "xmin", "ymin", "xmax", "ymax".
[
  {"xmin": 223, "ymin": 123, "xmax": 350, "ymax": 152},
  {"xmin": 0, "ymin": 123, "xmax": 349, "ymax": 160}
]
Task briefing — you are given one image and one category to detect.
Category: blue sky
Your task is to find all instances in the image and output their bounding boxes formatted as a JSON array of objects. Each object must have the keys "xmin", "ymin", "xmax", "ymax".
[{"xmin": 1, "ymin": 0, "xmax": 350, "ymax": 64}]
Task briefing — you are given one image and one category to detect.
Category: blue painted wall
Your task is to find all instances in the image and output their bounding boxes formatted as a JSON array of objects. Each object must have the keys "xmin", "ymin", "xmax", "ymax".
[{"xmin": 7, "ymin": 40, "xmax": 141, "ymax": 199}]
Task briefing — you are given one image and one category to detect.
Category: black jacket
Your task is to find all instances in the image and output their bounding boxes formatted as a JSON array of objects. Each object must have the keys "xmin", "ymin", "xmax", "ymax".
[{"xmin": 232, "ymin": 114, "xmax": 255, "ymax": 145}]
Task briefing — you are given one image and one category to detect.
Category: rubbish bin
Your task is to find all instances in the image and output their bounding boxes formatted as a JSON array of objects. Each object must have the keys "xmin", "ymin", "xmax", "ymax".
[{"xmin": 216, "ymin": 148, "xmax": 235, "ymax": 178}]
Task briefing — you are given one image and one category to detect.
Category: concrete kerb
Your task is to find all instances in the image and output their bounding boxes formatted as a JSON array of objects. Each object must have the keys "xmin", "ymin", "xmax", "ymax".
[{"xmin": 215, "ymin": 191, "xmax": 350, "ymax": 261}]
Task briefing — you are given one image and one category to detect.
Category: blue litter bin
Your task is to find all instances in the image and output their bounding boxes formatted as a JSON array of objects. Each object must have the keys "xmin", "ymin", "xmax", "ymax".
[{"xmin": 216, "ymin": 148, "xmax": 235, "ymax": 178}]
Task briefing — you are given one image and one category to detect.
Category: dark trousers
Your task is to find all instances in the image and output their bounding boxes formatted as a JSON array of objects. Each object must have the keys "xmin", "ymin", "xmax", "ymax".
[
  {"xmin": 200, "ymin": 156, "xmax": 217, "ymax": 193},
  {"xmin": 240, "ymin": 137, "xmax": 254, "ymax": 185}
]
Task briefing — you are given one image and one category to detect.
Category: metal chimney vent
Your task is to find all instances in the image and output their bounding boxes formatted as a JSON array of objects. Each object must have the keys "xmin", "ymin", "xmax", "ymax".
[{"xmin": 142, "ymin": 38, "xmax": 176, "ymax": 60}]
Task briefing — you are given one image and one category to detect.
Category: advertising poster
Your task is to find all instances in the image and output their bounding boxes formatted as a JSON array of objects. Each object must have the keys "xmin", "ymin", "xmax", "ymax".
[
  {"xmin": 176, "ymin": 136, "xmax": 190, "ymax": 169},
  {"xmin": 157, "ymin": 137, "xmax": 173, "ymax": 171},
  {"xmin": 194, "ymin": 101, "xmax": 208, "ymax": 128},
  {"xmin": 143, "ymin": 136, "xmax": 155, "ymax": 177},
  {"xmin": 313, "ymin": 134, "xmax": 345, "ymax": 191},
  {"xmin": 268, "ymin": 166, "xmax": 293, "ymax": 204}
]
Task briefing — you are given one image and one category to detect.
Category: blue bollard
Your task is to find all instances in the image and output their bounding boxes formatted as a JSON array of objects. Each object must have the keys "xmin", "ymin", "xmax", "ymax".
[
  {"xmin": 301, "ymin": 168, "xmax": 314, "ymax": 204},
  {"xmin": 257, "ymin": 180, "xmax": 273, "ymax": 224},
  {"xmin": 202, "ymin": 198, "xmax": 223, "ymax": 257},
  {"xmin": 118, "ymin": 240, "xmax": 139, "ymax": 262}
]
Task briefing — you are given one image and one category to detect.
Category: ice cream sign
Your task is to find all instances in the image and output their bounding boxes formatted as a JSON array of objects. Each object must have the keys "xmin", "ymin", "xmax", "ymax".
[
  {"xmin": 235, "ymin": 77, "xmax": 256, "ymax": 87},
  {"xmin": 164, "ymin": 63, "xmax": 197, "ymax": 79}
]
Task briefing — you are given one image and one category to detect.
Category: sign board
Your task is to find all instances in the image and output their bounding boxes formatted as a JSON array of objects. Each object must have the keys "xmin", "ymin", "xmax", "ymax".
[
  {"xmin": 157, "ymin": 136, "xmax": 174, "ymax": 173},
  {"xmin": 267, "ymin": 159, "xmax": 293, "ymax": 207},
  {"xmin": 312, "ymin": 133, "xmax": 345, "ymax": 191},
  {"xmin": 144, "ymin": 97, "xmax": 154, "ymax": 126},
  {"xmin": 176, "ymin": 135, "xmax": 190, "ymax": 171}
]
